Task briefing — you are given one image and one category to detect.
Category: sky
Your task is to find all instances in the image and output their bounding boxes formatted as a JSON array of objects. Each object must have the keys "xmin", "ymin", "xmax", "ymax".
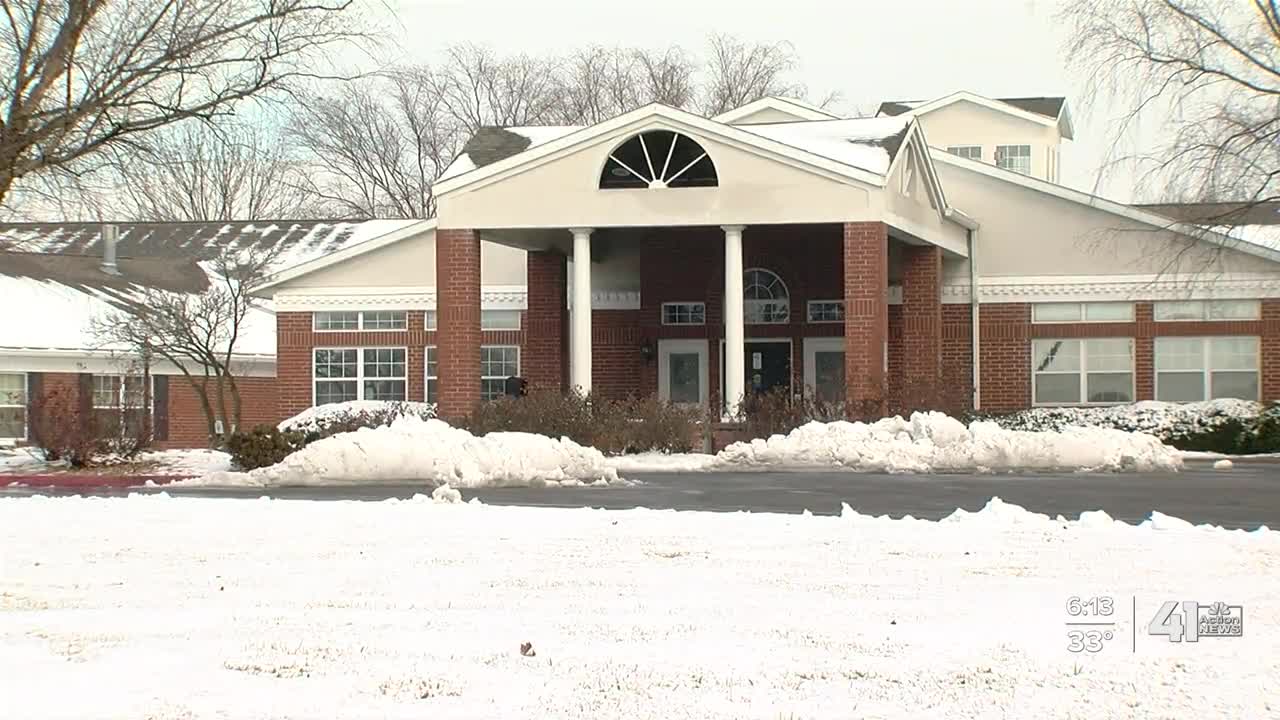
[{"xmin": 377, "ymin": 0, "xmax": 1128, "ymax": 198}]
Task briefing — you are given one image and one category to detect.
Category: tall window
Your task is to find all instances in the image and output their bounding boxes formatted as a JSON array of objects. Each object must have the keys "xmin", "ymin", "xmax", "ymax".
[
  {"xmin": 424, "ymin": 346, "xmax": 438, "ymax": 404},
  {"xmin": 995, "ymin": 144, "xmax": 1032, "ymax": 175},
  {"xmin": 1155, "ymin": 337, "xmax": 1259, "ymax": 401},
  {"xmin": 946, "ymin": 145, "xmax": 982, "ymax": 161},
  {"xmin": 0, "ymin": 373, "xmax": 25, "ymax": 440},
  {"xmin": 600, "ymin": 130, "xmax": 718, "ymax": 189},
  {"xmin": 1032, "ymin": 338, "xmax": 1134, "ymax": 405},
  {"xmin": 313, "ymin": 348, "xmax": 407, "ymax": 405},
  {"xmin": 480, "ymin": 346, "xmax": 520, "ymax": 401},
  {"xmin": 744, "ymin": 268, "xmax": 789, "ymax": 324}
]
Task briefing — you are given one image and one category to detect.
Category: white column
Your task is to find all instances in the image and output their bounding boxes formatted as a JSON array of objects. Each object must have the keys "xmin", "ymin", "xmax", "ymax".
[
  {"xmin": 570, "ymin": 227, "xmax": 594, "ymax": 395},
  {"xmin": 722, "ymin": 225, "xmax": 746, "ymax": 418}
]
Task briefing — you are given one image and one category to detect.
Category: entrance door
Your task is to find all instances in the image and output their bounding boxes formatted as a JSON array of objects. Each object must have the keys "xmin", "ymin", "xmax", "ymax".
[
  {"xmin": 721, "ymin": 341, "xmax": 792, "ymax": 407},
  {"xmin": 658, "ymin": 339, "xmax": 709, "ymax": 407}
]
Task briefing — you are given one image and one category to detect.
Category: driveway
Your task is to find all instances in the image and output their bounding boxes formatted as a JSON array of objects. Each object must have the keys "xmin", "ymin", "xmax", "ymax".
[{"xmin": 3, "ymin": 460, "xmax": 1276, "ymax": 529}]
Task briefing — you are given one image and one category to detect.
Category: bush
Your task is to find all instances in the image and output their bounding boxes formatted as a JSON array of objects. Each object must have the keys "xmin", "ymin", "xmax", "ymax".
[
  {"xmin": 225, "ymin": 425, "xmax": 307, "ymax": 470},
  {"xmin": 734, "ymin": 387, "xmax": 846, "ymax": 439},
  {"xmin": 465, "ymin": 390, "xmax": 699, "ymax": 454},
  {"xmin": 29, "ymin": 386, "xmax": 103, "ymax": 467},
  {"xmin": 279, "ymin": 400, "xmax": 436, "ymax": 443}
]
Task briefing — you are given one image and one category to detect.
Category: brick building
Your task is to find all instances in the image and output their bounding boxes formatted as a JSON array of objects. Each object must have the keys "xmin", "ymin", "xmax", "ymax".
[{"xmin": 4, "ymin": 93, "xmax": 1280, "ymax": 447}]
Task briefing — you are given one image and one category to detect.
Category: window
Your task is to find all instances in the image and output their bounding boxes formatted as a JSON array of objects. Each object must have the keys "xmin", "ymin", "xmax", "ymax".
[
  {"xmin": 481, "ymin": 309, "xmax": 522, "ymax": 330},
  {"xmin": 314, "ymin": 310, "xmax": 408, "ymax": 331},
  {"xmin": 600, "ymin": 130, "xmax": 717, "ymax": 189},
  {"xmin": 1155, "ymin": 337, "xmax": 1259, "ymax": 402},
  {"xmin": 946, "ymin": 145, "xmax": 982, "ymax": 161},
  {"xmin": 313, "ymin": 347, "xmax": 406, "ymax": 405},
  {"xmin": 1032, "ymin": 302, "xmax": 1135, "ymax": 323},
  {"xmin": 1032, "ymin": 338, "xmax": 1134, "ymax": 405},
  {"xmin": 425, "ymin": 346, "xmax": 438, "ymax": 404},
  {"xmin": 0, "ymin": 373, "xmax": 26, "ymax": 440},
  {"xmin": 658, "ymin": 339, "xmax": 708, "ymax": 406},
  {"xmin": 480, "ymin": 346, "xmax": 520, "ymax": 401},
  {"xmin": 744, "ymin": 268, "xmax": 789, "ymax": 324},
  {"xmin": 92, "ymin": 375, "xmax": 151, "ymax": 439},
  {"xmin": 995, "ymin": 144, "xmax": 1032, "ymax": 175},
  {"xmin": 1154, "ymin": 300, "xmax": 1260, "ymax": 321},
  {"xmin": 807, "ymin": 300, "xmax": 845, "ymax": 323},
  {"xmin": 662, "ymin": 302, "xmax": 706, "ymax": 325},
  {"xmin": 424, "ymin": 311, "xmax": 437, "ymax": 330}
]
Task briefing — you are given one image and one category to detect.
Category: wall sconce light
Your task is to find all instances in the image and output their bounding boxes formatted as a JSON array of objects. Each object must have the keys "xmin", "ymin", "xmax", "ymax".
[{"xmin": 639, "ymin": 339, "xmax": 656, "ymax": 363}]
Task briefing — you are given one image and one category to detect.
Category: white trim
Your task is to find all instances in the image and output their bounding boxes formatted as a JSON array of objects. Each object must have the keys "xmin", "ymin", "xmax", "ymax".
[
  {"xmin": 0, "ymin": 349, "xmax": 276, "ymax": 377},
  {"xmin": 713, "ymin": 96, "xmax": 842, "ymax": 124},
  {"xmin": 275, "ymin": 286, "xmax": 529, "ymax": 312},
  {"xmin": 806, "ymin": 299, "xmax": 845, "ymax": 324},
  {"xmin": 802, "ymin": 337, "xmax": 844, "ymax": 400},
  {"xmin": 424, "ymin": 345, "xmax": 437, "ymax": 404},
  {"xmin": 1154, "ymin": 336, "xmax": 1261, "ymax": 402},
  {"xmin": 930, "ymin": 150, "xmax": 1280, "ymax": 265},
  {"xmin": 312, "ymin": 346, "xmax": 409, "ymax": 406},
  {"xmin": 1031, "ymin": 337, "xmax": 1136, "ymax": 407},
  {"xmin": 885, "ymin": 122, "xmax": 952, "ymax": 222},
  {"xmin": 886, "ymin": 91, "xmax": 1072, "ymax": 138},
  {"xmin": 433, "ymin": 104, "xmax": 891, "ymax": 198},
  {"xmin": 719, "ymin": 337, "xmax": 794, "ymax": 412},
  {"xmin": 941, "ymin": 273, "xmax": 1280, "ymax": 304},
  {"xmin": 255, "ymin": 220, "xmax": 437, "ymax": 292},
  {"xmin": 657, "ymin": 339, "xmax": 709, "ymax": 407}
]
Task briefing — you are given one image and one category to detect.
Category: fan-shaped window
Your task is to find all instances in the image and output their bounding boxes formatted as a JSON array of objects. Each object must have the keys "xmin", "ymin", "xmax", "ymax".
[
  {"xmin": 744, "ymin": 268, "xmax": 789, "ymax": 324},
  {"xmin": 600, "ymin": 130, "xmax": 718, "ymax": 189}
]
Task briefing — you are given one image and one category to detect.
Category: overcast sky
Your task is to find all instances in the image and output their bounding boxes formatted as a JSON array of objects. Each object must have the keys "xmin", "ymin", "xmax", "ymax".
[{"xmin": 380, "ymin": 0, "xmax": 1132, "ymax": 198}]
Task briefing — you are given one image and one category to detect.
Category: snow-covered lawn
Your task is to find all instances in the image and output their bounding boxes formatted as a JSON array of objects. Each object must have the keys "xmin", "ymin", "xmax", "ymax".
[{"xmin": 1, "ymin": 496, "xmax": 1275, "ymax": 719}]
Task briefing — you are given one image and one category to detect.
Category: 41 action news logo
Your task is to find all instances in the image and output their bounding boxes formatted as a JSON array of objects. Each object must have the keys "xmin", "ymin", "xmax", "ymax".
[{"xmin": 1148, "ymin": 600, "xmax": 1244, "ymax": 642}]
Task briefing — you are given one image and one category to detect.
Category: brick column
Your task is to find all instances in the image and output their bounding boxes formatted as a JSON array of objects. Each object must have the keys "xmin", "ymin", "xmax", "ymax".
[
  {"xmin": 1134, "ymin": 302, "xmax": 1155, "ymax": 401},
  {"xmin": 1263, "ymin": 299, "xmax": 1280, "ymax": 402},
  {"xmin": 899, "ymin": 244, "xmax": 942, "ymax": 412},
  {"xmin": 843, "ymin": 222, "xmax": 888, "ymax": 418},
  {"xmin": 436, "ymin": 228, "xmax": 482, "ymax": 419},
  {"xmin": 525, "ymin": 251, "xmax": 568, "ymax": 392}
]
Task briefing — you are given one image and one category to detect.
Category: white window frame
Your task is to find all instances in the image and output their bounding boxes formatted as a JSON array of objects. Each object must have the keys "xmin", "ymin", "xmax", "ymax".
[
  {"xmin": 946, "ymin": 145, "xmax": 982, "ymax": 161},
  {"xmin": 1154, "ymin": 336, "xmax": 1260, "ymax": 402},
  {"xmin": 313, "ymin": 310, "xmax": 408, "ymax": 332},
  {"xmin": 312, "ymin": 346, "xmax": 408, "ymax": 405},
  {"xmin": 424, "ymin": 345, "xmax": 437, "ymax": 404},
  {"xmin": 806, "ymin": 300, "xmax": 845, "ymax": 324},
  {"xmin": 657, "ymin": 339, "xmax": 709, "ymax": 407},
  {"xmin": 0, "ymin": 372, "xmax": 27, "ymax": 442},
  {"xmin": 661, "ymin": 302, "xmax": 706, "ymax": 326},
  {"xmin": 480, "ymin": 345, "xmax": 521, "ymax": 402},
  {"xmin": 743, "ymin": 268, "xmax": 790, "ymax": 325},
  {"xmin": 995, "ymin": 144, "xmax": 1032, "ymax": 175},
  {"xmin": 1031, "ymin": 338, "xmax": 1136, "ymax": 406},
  {"xmin": 1031, "ymin": 302, "xmax": 1136, "ymax": 323},
  {"xmin": 1153, "ymin": 300, "xmax": 1261, "ymax": 322}
]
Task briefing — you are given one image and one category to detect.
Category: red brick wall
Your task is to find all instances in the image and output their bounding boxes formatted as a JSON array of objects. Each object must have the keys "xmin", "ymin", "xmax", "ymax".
[
  {"xmin": 899, "ymin": 244, "xmax": 943, "ymax": 410},
  {"xmin": 942, "ymin": 304, "xmax": 974, "ymax": 413},
  {"xmin": 158, "ymin": 376, "xmax": 278, "ymax": 448},
  {"xmin": 525, "ymin": 251, "xmax": 567, "ymax": 392},
  {"xmin": 436, "ymin": 228, "xmax": 482, "ymax": 418},
  {"xmin": 1264, "ymin": 299, "xmax": 1280, "ymax": 402},
  {"xmin": 978, "ymin": 303, "xmax": 1032, "ymax": 412},
  {"xmin": 843, "ymin": 222, "xmax": 889, "ymax": 415}
]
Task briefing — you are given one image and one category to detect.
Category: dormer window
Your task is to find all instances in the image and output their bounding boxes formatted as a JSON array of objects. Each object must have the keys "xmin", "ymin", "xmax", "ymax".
[
  {"xmin": 600, "ymin": 130, "xmax": 718, "ymax": 189},
  {"xmin": 996, "ymin": 144, "xmax": 1032, "ymax": 175}
]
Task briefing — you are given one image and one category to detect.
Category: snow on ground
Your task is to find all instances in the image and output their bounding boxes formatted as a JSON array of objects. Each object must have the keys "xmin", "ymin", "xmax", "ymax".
[
  {"xmin": 996, "ymin": 399, "xmax": 1262, "ymax": 439},
  {"xmin": 0, "ymin": 448, "xmax": 43, "ymax": 473},
  {"xmin": 277, "ymin": 400, "xmax": 435, "ymax": 435},
  {"xmin": 136, "ymin": 448, "xmax": 232, "ymax": 477},
  {"xmin": 0, "ymin": 495, "xmax": 1275, "ymax": 719},
  {"xmin": 191, "ymin": 417, "xmax": 619, "ymax": 488},
  {"xmin": 715, "ymin": 413, "xmax": 1180, "ymax": 473}
]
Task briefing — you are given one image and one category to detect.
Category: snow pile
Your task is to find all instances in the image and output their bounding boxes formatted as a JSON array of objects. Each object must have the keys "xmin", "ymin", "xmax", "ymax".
[
  {"xmin": 198, "ymin": 416, "xmax": 619, "ymax": 488},
  {"xmin": 278, "ymin": 400, "xmax": 436, "ymax": 436},
  {"xmin": 992, "ymin": 399, "xmax": 1261, "ymax": 441},
  {"xmin": 717, "ymin": 412, "xmax": 1181, "ymax": 472}
]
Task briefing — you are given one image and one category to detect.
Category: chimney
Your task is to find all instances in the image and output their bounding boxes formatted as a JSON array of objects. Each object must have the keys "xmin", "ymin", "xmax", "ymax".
[{"xmin": 101, "ymin": 223, "xmax": 120, "ymax": 275}]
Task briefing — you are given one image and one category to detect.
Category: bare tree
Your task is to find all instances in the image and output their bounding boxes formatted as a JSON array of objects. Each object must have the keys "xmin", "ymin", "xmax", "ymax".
[
  {"xmin": 699, "ymin": 35, "xmax": 809, "ymax": 116},
  {"xmin": 0, "ymin": 0, "xmax": 365, "ymax": 208},
  {"xmin": 436, "ymin": 44, "xmax": 563, "ymax": 134},
  {"xmin": 109, "ymin": 121, "xmax": 311, "ymax": 221},
  {"xmin": 1065, "ymin": 0, "xmax": 1280, "ymax": 223},
  {"xmin": 92, "ymin": 245, "xmax": 276, "ymax": 446}
]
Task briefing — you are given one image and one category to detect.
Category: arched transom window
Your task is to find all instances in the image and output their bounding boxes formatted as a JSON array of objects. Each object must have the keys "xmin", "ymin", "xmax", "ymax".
[
  {"xmin": 600, "ymin": 130, "xmax": 718, "ymax": 189},
  {"xmin": 744, "ymin": 268, "xmax": 789, "ymax": 324}
]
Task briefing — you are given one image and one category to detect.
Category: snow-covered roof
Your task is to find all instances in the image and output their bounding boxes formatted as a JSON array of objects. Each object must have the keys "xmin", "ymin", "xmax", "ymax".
[
  {"xmin": 712, "ymin": 96, "xmax": 843, "ymax": 124},
  {"xmin": 737, "ymin": 117, "xmax": 911, "ymax": 176},
  {"xmin": 1207, "ymin": 224, "xmax": 1280, "ymax": 251},
  {"xmin": 440, "ymin": 126, "xmax": 582, "ymax": 182}
]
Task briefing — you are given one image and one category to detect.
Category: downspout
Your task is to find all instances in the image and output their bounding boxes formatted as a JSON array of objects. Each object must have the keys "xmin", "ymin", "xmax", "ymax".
[{"xmin": 944, "ymin": 209, "xmax": 981, "ymax": 412}]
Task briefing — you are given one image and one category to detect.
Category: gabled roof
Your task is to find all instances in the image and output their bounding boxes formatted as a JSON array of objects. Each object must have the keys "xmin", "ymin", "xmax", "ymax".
[
  {"xmin": 435, "ymin": 104, "xmax": 910, "ymax": 196},
  {"xmin": 713, "ymin": 96, "xmax": 843, "ymax": 124},
  {"xmin": 255, "ymin": 220, "xmax": 436, "ymax": 292},
  {"xmin": 878, "ymin": 91, "xmax": 1074, "ymax": 140},
  {"xmin": 930, "ymin": 150, "xmax": 1280, "ymax": 264}
]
